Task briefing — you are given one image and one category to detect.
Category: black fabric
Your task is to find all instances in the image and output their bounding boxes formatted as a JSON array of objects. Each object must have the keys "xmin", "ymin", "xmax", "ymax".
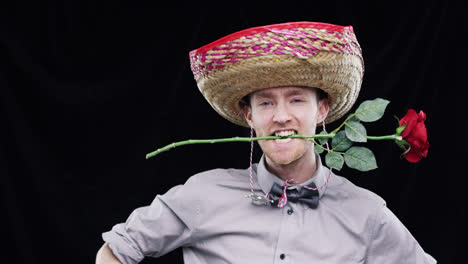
[
  {"xmin": 1, "ymin": 1, "xmax": 465, "ymax": 264},
  {"xmin": 268, "ymin": 182, "xmax": 320, "ymax": 209}
]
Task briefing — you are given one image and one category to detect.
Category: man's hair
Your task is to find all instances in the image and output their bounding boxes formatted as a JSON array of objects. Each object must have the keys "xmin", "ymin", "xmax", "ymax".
[{"xmin": 239, "ymin": 87, "xmax": 328, "ymax": 108}]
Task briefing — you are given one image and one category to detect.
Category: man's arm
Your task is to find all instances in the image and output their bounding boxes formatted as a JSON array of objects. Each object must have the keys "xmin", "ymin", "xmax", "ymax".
[
  {"xmin": 366, "ymin": 205, "xmax": 436, "ymax": 263},
  {"xmin": 96, "ymin": 243, "xmax": 122, "ymax": 264},
  {"xmin": 99, "ymin": 179, "xmax": 203, "ymax": 263}
]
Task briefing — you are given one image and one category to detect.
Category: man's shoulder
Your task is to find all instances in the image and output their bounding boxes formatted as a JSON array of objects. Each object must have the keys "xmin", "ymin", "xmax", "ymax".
[
  {"xmin": 160, "ymin": 167, "xmax": 251, "ymax": 206},
  {"xmin": 183, "ymin": 166, "xmax": 252, "ymax": 190},
  {"xmin": 326, "ymin": 173, "xmax": 386, "ymax": 211}
]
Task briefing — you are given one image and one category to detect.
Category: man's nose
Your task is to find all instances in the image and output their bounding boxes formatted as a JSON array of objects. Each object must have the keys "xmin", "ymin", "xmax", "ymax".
[{"xmin": 272, "ymin": 103, "xmax": 291, "ymax": 123}]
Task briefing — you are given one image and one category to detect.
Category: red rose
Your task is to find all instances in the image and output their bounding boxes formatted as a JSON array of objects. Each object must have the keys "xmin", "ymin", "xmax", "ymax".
[{"xmin": 399, "ymin": 109, "xmax": 430, "ymax": 163}]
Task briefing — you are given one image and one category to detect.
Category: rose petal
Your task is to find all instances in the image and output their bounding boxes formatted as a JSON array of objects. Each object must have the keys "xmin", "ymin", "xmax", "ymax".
[
  {"xmin": 421, "ymin": 141, "xmax": 430, "ymax": 157},
  {"xmin": 417, "ymin": 110, "xmax": 426, "ymax": 122},
  {"xmin": 400, "ymin": 109, "xmax": 429, "ymax": 162},
  {"xmin": 409, "ymin": 122, "xmax": 428, "ymax": 142},
  {"xmin": 406, "ymin": 136, "xmax": 424, "ymax": 150},
  {"xmin": 405, "ymin": 149, "xmax": 423, "ymax": 163},
  {"xmin": 400, "ymin": 109, "xmax": 418, "ymax": 138}
]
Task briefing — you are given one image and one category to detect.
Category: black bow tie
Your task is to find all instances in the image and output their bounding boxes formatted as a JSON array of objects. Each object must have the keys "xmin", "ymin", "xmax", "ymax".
[{"xmin": 268, "ymin": 182, "xmax": 319, "ymax": 209}]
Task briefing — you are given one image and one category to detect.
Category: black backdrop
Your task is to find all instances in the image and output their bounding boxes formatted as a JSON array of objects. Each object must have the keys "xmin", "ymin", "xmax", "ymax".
[{"xmin": 1, "ymin": 1, "xmax": 465, "ymax": 263}]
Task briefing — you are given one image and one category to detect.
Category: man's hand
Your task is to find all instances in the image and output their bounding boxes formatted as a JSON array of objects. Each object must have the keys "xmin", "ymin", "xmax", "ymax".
[{"xmin": 96, "ymin": 243, "xmax": 122, "ymax": 264}]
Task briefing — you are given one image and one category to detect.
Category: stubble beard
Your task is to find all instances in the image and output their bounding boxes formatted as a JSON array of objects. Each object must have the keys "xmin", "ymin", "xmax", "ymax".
[{"xmin": 261, "ymin": 139, "xmax": 313, "ymax": 167}]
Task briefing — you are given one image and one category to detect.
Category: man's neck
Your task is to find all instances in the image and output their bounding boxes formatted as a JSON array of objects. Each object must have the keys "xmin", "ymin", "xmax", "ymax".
[{"xmin": 264, "ymin": 151, "xmax": 317, "ymax": 184}]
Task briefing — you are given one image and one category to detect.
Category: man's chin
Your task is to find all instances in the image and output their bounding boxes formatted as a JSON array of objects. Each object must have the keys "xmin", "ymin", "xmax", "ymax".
[{"xmin": 265, "ymin": 153, "xmax": 299, "ymax": 166}]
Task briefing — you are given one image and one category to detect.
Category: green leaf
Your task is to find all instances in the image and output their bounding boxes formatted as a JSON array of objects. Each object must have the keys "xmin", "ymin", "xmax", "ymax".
[
  {"xmin": 331, "ymin": 131, "xmax": 353, "ymax": 151},
  {"xmin": 354, "ymin": 98, "xmax": 390, "ymax": 122},
  {"xmin": 314, "ymin": 144, "xmax": 324, "ymax": 154},
  {"xmin": 348, "ymin": 115, "xmax": 360, "ymax": 123},
  {"xmin": 345, "ymin": 121, "xmax": 367, "ymax": 142},
  {"xmin": 344, "ymin": 147, "xmax": 378, "ymax": 171},
  {"xmin": 325, "ymin": 152, "xmax": 344, "ymax": 170},
  {"xmin": 317, "ymin": 130, "xmax": 329, "ymax": 145}
]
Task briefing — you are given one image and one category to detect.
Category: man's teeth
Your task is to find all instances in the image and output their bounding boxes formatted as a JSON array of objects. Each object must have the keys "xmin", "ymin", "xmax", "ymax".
[
  {"xmin": 274, "ymin": 130, "xmax": 295, "ymax": 143},
  {"xmin": 275, "ymin": 138, "xmax": 292, "ymax": 143},
  {"xmin": 275, "ymin": 130, "xmax": 296, "ymax": 137}
]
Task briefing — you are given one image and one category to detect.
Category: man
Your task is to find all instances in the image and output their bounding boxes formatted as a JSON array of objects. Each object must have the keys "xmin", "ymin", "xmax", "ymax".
[{"xmin": 97, "ymin": 22, "xmax": 436, "ymax": 263}]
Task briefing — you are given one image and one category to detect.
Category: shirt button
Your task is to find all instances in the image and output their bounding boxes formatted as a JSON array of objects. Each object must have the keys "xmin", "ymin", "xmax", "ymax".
[
  {"xmin": 280, "ymin": 253, "xmax": 286, "ymax": 260},
  {"xmin": 287, "ymin": 208, "xmax": 293, "ymax": 215}
]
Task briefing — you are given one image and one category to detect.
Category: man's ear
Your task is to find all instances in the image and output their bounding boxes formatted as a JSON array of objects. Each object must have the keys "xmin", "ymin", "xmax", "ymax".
[
  {"xmin": 317, "ymin": 98, "xmax": 330, "ymax": 124},
  {"xmin": 243, "ymin": 104, "xmax": 254, "ymax": 128}
]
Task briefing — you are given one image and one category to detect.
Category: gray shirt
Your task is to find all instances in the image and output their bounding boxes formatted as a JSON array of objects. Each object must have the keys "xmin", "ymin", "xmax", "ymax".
[{"xmin": 102, "ymin": 155, "xmax": 436, "ymax": 263}]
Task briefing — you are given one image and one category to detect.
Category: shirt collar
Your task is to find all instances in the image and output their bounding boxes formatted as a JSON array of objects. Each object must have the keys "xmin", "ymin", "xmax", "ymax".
[{"xmin": 256, "ymin": 154, "xmax": 328, "ymax": 199}]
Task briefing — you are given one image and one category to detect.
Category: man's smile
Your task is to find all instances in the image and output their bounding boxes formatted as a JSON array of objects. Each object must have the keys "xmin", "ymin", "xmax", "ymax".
[{"xmin": 271, "ymin": 129, "xmax": 297, "ymax": 144}]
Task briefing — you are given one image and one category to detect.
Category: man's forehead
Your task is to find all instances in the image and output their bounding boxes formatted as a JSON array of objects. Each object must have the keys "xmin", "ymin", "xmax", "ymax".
[{"xmin": 252, "ymin": 86, "xmax": 316, "ymax": 98}]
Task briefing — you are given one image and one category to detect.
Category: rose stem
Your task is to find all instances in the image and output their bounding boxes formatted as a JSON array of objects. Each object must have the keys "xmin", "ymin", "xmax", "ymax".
[{"xmin": 146, "ymin": 134, "xmax": 335, "ymax": 159}]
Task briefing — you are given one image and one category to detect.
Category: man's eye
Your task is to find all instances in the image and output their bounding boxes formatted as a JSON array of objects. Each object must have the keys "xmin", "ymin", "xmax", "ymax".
[
  {"xmin": 292, "ymin": 98, "xmax": 304, "ymax": 103},
  {"xmin": 259, "ymin": 102, "xmax": 272, "ymax": 106}
]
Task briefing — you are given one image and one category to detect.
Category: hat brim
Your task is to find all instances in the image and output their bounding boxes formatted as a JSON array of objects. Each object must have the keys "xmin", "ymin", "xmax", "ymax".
[{"xmin": 196, "ymin": 51, "xmax": 363, "ymax": 127}]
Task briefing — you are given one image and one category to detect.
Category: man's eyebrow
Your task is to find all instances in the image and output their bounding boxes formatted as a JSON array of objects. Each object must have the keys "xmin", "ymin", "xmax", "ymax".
[
  {"xmin": 254, "ymin": 92, "xmax": 273, "ymax": 99},
  {"xmin": 284, "ymin": 89, "xmax": 306, "ymax": 97},
  {"xmin": 254, "ymin": 88, "xmax": 307, "ymax": 99}
]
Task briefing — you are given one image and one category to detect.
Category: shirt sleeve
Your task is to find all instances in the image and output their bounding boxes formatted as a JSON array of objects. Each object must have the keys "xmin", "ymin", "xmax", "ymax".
[
  {"xmin": 102, "ymin": 178, "xmax": 202, "ymax": 264},
  {"xmin": 366, "ymin": 204, "xmax": 437, "ymax": 264}
]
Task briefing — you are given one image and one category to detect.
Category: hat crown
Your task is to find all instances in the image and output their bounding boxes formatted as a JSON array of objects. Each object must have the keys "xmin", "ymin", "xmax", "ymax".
[
  {"xmin": 190, "ymin": 22, "xmax": 363, "ymax": 80},
  {"xmin": 189, "ymin": 22, "xmax": 364, "ymax": 127}
]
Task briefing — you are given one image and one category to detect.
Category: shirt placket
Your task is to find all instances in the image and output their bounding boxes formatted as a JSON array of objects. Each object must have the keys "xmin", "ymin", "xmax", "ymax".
[{"xmin": 273, "ymin": 201, "xmax": 300, "ymax": 264}]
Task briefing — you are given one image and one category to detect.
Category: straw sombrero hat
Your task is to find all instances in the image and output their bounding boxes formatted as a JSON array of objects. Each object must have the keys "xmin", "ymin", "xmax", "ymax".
[{"xmin": 189, "ymin": 21, "xmax": 364, "ymax": 127}]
